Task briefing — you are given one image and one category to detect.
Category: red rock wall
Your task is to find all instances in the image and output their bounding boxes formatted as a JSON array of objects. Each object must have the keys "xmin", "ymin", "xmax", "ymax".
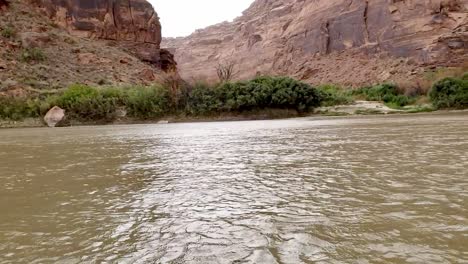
[
  {"xmin": 37, "ymin": 0, "xmax": 161, "ymax": 44},
  {"xmin": 163, "ymin": 0, "xmax": 467, "ymax": 85},
  {"xmin": 36, "ymin": 0, "xmax": 176, "ymax": 71}
]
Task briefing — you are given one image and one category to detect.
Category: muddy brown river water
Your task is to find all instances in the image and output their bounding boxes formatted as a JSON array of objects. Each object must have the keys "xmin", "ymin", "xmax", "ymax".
[{"xmin": 0, "ymin": 113, "xmax": 467, "ymax": 263}]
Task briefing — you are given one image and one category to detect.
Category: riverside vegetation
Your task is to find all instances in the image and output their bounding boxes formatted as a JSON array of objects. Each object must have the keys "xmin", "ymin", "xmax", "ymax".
[{"xmin": 0, "ymin": 75, "xmax": 467, "ymax": 124}]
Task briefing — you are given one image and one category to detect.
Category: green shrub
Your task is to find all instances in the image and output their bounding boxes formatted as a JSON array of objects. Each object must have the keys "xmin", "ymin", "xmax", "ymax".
[
  {"xmin": 125, "ymin": 86, "xmax": 171, "ymax": 119},
  {"xmin": 100, "ymin": 86, "xmax": 127, "ymax": 105},
  {"xmin": 0, "ymin": 76, "xmax": 325, "ymax": 122},
  {"xmin": 55, "ymin": 84, "xmax": 98, "ymax": 107},
  {"xmin": 220, "ymin": 76, "xmax": 321, "ymax": 112},
  {"xmin": 216, "ymin": 81, "xmax": 257, "ymax": 111},
  {"xmin": 0, "ymin": 97, "xmax": 41, "ymax": 120},
  {"xmin": 429, "ymin": 77, "xmax": 468, "ymax": 109},
  {"xmin": 249, "ymin": 76, "xmax": 322, "ymax": 111},
  {"xmin": 54, "ymin": 84, "xmax": 119, "ymax": 121},
  {"xmin": 186, "ymin": 77, "xmax": 321, "ymax": 115},
  {"xmin": 20, "ymin": 48, "xmax": 46, "ymax": 62},
  {"xmin": 352, "ymin": 83, "xmax": 415, "ymax": 108},
  {"xmin": 186, "ymin": 82, "xmax": 220, "ymax": 115},
  {"xmin": 352, "ymin": 84, "xmax": 398, "ymax": 101},
  {"xmin": 1, "ymin": 27, "xmax": 15, "ymax": 39},
  {"xmin": 317, "ymin": 84, "xmax": 354, "ymax": 106}
]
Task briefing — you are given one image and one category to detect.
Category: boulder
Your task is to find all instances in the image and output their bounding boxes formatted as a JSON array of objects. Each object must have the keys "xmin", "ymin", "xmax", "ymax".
[
  {"xmin": 44, "ymin": 106, "xmax": 65, "ymax": 127},
  {"xmin": 115, "ymin": 106, "xmax": 127, "ymax": 118}
]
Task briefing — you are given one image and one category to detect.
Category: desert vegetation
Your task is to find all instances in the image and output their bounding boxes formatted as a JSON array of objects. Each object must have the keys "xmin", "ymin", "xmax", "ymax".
[
  {"xmin": 0, "ymin": 76, "xmax": 321, "ymax": 122},
  {"xmin": 0, "ymin": 74, "xmax": 467, "ymax": 123},
  {"xmin": 429, "ymin": 76, "xmax": 468, "ymax": 109}
]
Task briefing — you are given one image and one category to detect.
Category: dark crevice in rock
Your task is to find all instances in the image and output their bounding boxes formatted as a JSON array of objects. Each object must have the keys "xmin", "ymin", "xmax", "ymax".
[
  {"xmin": 363, "ymin": 0, "xmax": 370, "ymax": 44},
  {"xmin": 111, "ymin": 1, "xmax": 117, "ymax": 28},
  {"xmin": 128, "ymin": 0, "xmax": 136, "ymax": 30},
  {"xmin": 324, "ymin": 21, "xmax": 331, "ymax": 54}
]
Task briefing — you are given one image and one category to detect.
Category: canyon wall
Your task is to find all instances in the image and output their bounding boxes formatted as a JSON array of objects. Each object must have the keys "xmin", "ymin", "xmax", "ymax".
[
  {"xmin": 163, "ymin": 0, "xmax": 467, "ymax": 86},
  {"xmin": 36, "ymin": 0, "xmax": 176, "ymax": 71},
  {"xmin": 0, "ymin": 0, "xmax": 176, "ymax": 92}
]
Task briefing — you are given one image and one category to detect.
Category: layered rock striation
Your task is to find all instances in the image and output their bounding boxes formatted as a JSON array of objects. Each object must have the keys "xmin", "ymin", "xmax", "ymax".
[
  {"xmin": 0, "ymin": 0, "xmax": 176, "ymax": 93},
  {"xmin": 163, "ymin": 0, "xmax": 467, "ymax": 85},
  {"xmin": 36, "ymin": 0, "xmax": 176, "ymax": 71}
]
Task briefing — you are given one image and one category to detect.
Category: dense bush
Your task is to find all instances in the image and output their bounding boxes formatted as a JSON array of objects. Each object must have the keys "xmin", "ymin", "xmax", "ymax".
[
  {"xmin": 52, "ymin": 84, "xmax": 115, "ymax": 121},
  {"xmin": 0, "ymin": 77, "xmax": 323, "ymax": 122},
  {"xmin": 186, "ymin": 76, "xmax": 322, "ymax": 114},
  {"xmin": 248, "ymin": 76, "xmax": 322, "ymax": 111},
  {"xmin": 429, "ymin": 77, "xmax": 468, "ymax": 109},
  {"xmin": 317, "ymin": 84, "xmax": 353, "ymax": 106},
  {"xmin": 351, "ymin": 83, "xmax": 415, "ymax": 108},
  {"xmin": 124, "ymin": 86, "xmax": 171, "ymax": 119},
  {"xmin": 0, "ymin": 97, "xmax": 50, "ymax": 120},
  {"xmin": 52, "ymin": 84, "xmax": 172, "ymax": 120},
  {"xmin": 186, "ymin": 82, "xmax": 220, "ymax": 115}
]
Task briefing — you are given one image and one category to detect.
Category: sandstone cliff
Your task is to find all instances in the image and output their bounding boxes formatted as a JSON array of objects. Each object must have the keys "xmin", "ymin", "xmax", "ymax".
[
  {"xmin": 0, "ymin": 0, "xmax": 175, "ymax": 96},
  {"xmin": 163, "ymin": 0, "xmax": 468, "ymax": 86},
  {"xmin": 35, "ymin": 0, "xmax": 175, "ymax": 71}
]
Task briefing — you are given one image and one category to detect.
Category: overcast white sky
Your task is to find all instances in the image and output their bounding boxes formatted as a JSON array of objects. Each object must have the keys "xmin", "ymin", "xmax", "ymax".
[{"xmin": 149, "ymin": 0, "xmax": 254, "ymax": 37}]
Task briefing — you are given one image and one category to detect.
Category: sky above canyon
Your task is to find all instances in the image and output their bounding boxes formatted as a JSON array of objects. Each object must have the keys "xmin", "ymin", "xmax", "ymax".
[{"xmin": 150, "ymin": 0, "xmax": 254, "ymax": 37}]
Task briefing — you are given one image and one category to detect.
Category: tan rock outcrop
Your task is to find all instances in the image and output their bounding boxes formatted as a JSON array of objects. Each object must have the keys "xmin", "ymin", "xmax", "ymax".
[{"xmin": 163, "ymin": 0, "xmax": 467, "ymax": 86}]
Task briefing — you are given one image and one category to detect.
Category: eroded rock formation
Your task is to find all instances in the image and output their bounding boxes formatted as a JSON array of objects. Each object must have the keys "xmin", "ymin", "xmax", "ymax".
[
  {"xmin": 163, "ymin": 0, "xmax": 467, "ymax": 85},
  {"xmin": 36, "ymin": 0, "xmax": 176, "ymax": 70}
]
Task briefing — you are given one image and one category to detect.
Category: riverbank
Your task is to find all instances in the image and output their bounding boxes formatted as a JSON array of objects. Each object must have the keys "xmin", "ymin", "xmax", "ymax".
[
  {"xmin": 0, "ymin": 108, "xmax": 302, "ymax": 128},
  {"xmin": 1, "ymin": 75, "xmax": 466, "ymax": 128},
  {"xmin": 2, "ymin": 104, "xmax": 467, "ymax": 129}
]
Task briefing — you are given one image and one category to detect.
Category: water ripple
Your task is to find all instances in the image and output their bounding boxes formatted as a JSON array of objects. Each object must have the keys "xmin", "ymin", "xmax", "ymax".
[{"xmin": 0, "ymin": 113, "xmax": 467, "ymax": 263}]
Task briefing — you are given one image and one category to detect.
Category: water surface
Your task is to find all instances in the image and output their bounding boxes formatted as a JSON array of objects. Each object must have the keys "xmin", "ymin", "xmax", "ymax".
[{"xmin": 0, "ymin": 113, "xmax": 467, "ymax": 263}]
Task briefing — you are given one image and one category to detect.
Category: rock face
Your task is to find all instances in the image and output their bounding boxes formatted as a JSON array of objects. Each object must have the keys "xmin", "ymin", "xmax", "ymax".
[
  {"xmin": 0, "ymin": 0, "xmax": 9, "ymax": 9},
  {"xmin": 36, "ymin": 0, "xmax": 176, "ymax": 70},
  {"xmin": 44, "ymin": 106, "xmax": 65, "ymax": 127},
  {"xmin": 163, "ymin": 0, "xmax": 467, "ymax": 85}
]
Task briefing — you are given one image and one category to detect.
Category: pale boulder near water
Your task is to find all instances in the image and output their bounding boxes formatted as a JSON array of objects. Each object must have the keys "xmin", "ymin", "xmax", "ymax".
[{"xmin": 43, "ymin": 106, "xmax": 65, "ymax": 127}]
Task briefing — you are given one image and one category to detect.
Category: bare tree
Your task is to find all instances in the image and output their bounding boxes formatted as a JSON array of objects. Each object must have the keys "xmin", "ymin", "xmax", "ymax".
[{"xmin": 215, "ymin": 60, "xmax": 238, "ymax": 83}]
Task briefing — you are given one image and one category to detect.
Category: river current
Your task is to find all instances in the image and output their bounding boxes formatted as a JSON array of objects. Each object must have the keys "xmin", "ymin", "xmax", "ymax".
[{"xmin": 0, "ymin": 113, "xmax": 467, "ymax": 263}]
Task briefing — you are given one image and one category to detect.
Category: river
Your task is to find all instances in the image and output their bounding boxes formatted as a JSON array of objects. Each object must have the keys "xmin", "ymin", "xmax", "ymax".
[{"xmin": 0, "ymin": 113, "xmax": 467, "ymax": 263}]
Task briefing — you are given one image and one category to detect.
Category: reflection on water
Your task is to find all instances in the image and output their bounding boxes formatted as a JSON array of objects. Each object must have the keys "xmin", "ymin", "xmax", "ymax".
[{"xmin": 0, "ymin": 113, "xmax": 467, "ymax": 263}]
